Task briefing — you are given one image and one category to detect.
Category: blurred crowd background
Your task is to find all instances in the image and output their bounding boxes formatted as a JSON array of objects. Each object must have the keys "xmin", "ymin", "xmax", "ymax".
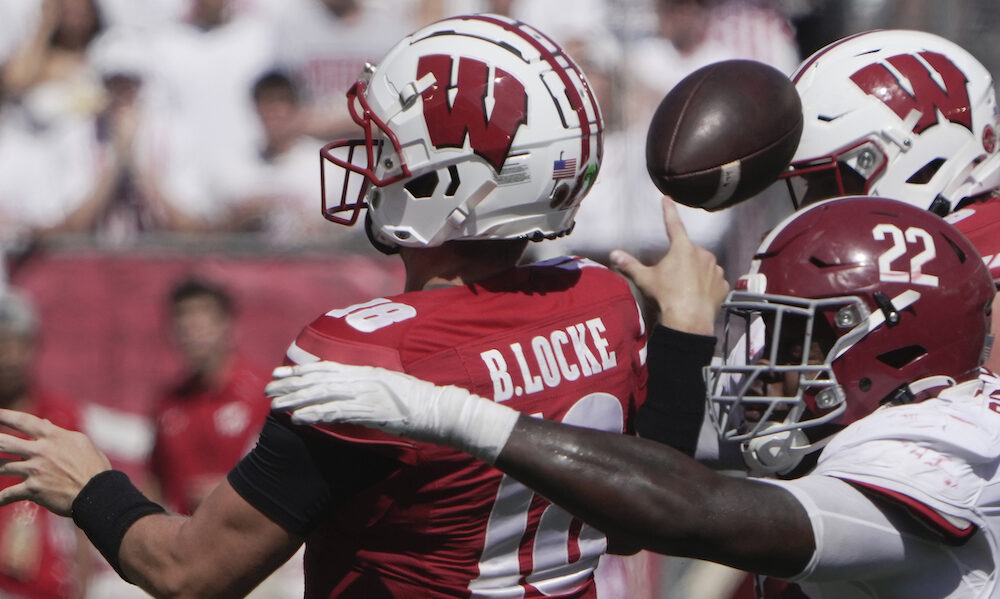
[
  {"xmin": 1, "ymin": 0, "xmax": 998, "ymax": 256},
  {"xmin": 0, "ymin": 0, "xmax": 997, "ymax": 598}
]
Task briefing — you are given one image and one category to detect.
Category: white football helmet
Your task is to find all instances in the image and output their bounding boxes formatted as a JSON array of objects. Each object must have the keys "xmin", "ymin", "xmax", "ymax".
[
  {"xmin": 782, "ymin": 29, "xmax": 1000, "ymax": 215},
  {"xmin": 320, "ymin": 14, "xmax": 603, "ymax": 251}
]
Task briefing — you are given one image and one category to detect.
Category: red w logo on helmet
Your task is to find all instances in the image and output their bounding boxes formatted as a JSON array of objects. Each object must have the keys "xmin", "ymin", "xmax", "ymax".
[
  {"xmin": 850, "ymin": 51, "xmax": 972, "ymax": 134},
  {"xmin": 417, "ymin": 54, "xmax": 527, "ymax": 173}
]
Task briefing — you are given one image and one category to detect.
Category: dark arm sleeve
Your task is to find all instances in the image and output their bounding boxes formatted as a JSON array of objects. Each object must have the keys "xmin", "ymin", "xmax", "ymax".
[
  {"xmin": 635, "ymin": 324, "xmax": 716, "ymax": 456},
  {"xmin": 227, "ymin": 413, "xmax": 399, "ymax": 537}
]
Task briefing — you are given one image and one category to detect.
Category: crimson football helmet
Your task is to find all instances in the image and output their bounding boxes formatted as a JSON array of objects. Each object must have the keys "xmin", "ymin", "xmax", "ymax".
[
  {"xmin": 319, "ymin": 14, "xmax": 603, "ymax": 251},
  {"xmin": 781, "ymin": 30, "xmax": 1000, "ymax": 215},
  {"xmin": 706, "ymin": 196, "xmax": 995, "ymax": 475}
]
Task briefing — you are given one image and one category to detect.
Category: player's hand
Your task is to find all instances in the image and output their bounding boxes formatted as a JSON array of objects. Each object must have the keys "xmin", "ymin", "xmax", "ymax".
[
  {"xmin": 610, "ymin": 198, "xmax": 729, "ymax": 335},
  {"xmin": 269, "ymin": 362, "xmax": 438, "ymax": 431},
  {"xmin": 267, "ymin": 362, "xmax": 519, "ymax": 462},
  {"xmin": 0, "ymin": 409, "xmax": 112, "ymax": 517}
]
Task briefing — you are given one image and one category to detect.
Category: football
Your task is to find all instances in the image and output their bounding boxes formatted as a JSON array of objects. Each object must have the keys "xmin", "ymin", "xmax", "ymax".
[{"xmin": 645, "ymin": 59, "xmax": 802, "ymax": 211}]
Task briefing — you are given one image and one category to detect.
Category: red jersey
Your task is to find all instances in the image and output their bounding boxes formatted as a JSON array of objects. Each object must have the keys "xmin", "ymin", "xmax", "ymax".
[
  {"xmin": 284, "ymin": 257, "xmax": 648, "ymax": 599},
  {"xmin": 0, "ymin": 390, "xmax": 83, "ymax": 599},
  {"xmin": 151, "ymin": 357, "xmax": 270, "ymax": 514}
]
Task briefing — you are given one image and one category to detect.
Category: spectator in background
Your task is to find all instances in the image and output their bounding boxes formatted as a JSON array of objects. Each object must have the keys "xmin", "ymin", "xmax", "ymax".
[
  {"xmin": 0, "ymin": 0, "xmax": 119, "ymax": 242},
  {"xmin": 1, "ymin": 0, "xmax": 105, "ymax": 133},
  {"xmin": 212, "ymin": 69, "xmax": 347, "ymax": 246},
  {"xmin": 149, "ymin": 276, "xmax": 270, "ymax": 516},
  {"xmin": 137, "ymin": 0, "xmax": 278, "ymax": 232},
  {"xmin": 146, "ymin": 276, "xmax": 305, "ymax": 599},
  {"xmin": 33, "ymin": 27, "xmax": 159, "ymax": 243},
  {"xmin": 0, "ymin": 24, "xmax": 201, "ymax": 245},
  {"xmin": 0, "ymin": 12, "xmax": 201, "ymax": 244},
  {"xmin": 0, "ymin": 289, "xmax": 92, "ymax": 599},
  {"xmin": 266, "ymin": 0, "xmax": 418, "ymax": 139}
]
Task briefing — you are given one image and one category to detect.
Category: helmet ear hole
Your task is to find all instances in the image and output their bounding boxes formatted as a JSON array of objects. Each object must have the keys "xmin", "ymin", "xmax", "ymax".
[
  {"xmin": 444, "ymin": 165, "xmax": 460, "ymax": 197},
  {"xmin": 929, "ymin": 195, "xmax": 952, "ymax": 216},
  {"xmin": 906, "ymin": 158, "xmax": 946, "ymax": 185},
  {"xmin": 404, "ymin": 171, "xmax": 440, "ymax": 199},
  {"xmin": 549, "ymin": 183, "xmax": 571, "ymax": 210},
  {"xmin": 876, "ymin": 345, "xmax": 926, "ymax": 369}
]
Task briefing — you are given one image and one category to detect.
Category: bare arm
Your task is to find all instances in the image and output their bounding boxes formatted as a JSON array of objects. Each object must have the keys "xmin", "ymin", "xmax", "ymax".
[
  {"xmin": 118, "ymin": 482, "xmax": 302, "ymax": 598},
  {"xmin": 496, "ymin": 415, "xmax": 814, "ymax": 578},
  {"xmin": 0, "ymin": 409, "xmax": 302, "ymax": 599}
]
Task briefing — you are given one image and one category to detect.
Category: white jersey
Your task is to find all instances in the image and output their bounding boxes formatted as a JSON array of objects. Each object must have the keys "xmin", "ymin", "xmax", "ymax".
[{"xmin": 765, "ymin": 370, "xmax": 1000, "ymax": 598}]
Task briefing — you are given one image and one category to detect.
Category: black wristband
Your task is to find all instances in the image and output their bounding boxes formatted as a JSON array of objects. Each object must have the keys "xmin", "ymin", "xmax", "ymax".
[{"xmin": 71, "ymin": 469, "xmax": 166, "ymax": 581}]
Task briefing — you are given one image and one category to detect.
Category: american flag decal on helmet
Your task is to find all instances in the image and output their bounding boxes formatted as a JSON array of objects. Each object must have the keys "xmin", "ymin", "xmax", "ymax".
[{"xmin": 553, "ymin": 158, "xmax": 577, "ymax": 179}]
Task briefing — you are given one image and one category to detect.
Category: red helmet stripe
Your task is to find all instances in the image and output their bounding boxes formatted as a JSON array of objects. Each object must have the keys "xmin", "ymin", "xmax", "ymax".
[{"xmin": 464, "ymin": 14, "xmax": 602, "ymax": 170}]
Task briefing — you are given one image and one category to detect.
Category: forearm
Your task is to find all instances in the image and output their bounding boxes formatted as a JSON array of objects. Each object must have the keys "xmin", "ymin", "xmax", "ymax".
[
  {"xmin": 119, "ymin": 511, "xmax": 279, "ymax": 599},
  {"xmin": 118, "ymin": 513, "xmax": 211, "ymax": 598},
  {"xmin": 0, "ymin": 410, "xmax": 297, "ymax": 596},
  {"xmin": 495, "ymin": 415, "xmax": 814, "ymax": 578},
  {"xmin": 84, "ymin": 476, "xmax": 300, "ymax": 598}
]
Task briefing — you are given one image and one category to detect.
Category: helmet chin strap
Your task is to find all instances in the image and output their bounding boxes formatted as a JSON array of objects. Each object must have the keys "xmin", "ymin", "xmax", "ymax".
[
  {"xmin": 741, "ymin": 424, "xmax": 833, "ymax": 477},
  {"xmin": 906, "ymin": 375, "xmax": 957, "ymax": 401}
]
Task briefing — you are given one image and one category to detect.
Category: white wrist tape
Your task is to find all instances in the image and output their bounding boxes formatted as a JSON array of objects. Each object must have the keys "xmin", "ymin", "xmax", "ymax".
[
  {"xmin": 268, "ymin": 362, "xmax": 521, "ymax": 463},
  {"xmin": 415, "ymin": 385, "xmax": 520, "ymax": 463}
]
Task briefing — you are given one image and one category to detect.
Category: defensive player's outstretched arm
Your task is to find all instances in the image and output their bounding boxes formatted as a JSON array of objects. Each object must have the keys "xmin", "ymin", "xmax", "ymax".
[
  {"xmin": 0, "ymin": 409, "xmax": 302, "ymax": 598},
  {"xmin": 268, "ymin": 362, "xmax": 815, "ymax": 579},
  {"xmin": 495, "ymin": 412, "xmax": 813, "ymax": 577}
]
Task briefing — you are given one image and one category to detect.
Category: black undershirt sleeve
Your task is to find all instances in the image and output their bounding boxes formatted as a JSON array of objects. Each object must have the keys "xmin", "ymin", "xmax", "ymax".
[
  {"xmin": 227, "ymin": 413, "xmax": 399, "ymax": 537},
  {"xmin": 636, "ymin": 324, "xmax": 717, "ymax": 456}
]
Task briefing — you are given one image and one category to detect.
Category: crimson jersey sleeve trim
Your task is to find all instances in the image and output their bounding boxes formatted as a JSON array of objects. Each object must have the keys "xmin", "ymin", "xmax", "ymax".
[
  {"xmin": 227, "ymin": 414, "xmax": 399, "ymax": 536},
  {"xmin": 291, "ymin": 327, "xmax": 406, "ymax": 371},
  {"xmin": 636, "ymin": 324, "xmax": 716, "ymax": 456},
  {"xmin": 845, "ymin": 479, "xmax": 978, "ymax": 544}
]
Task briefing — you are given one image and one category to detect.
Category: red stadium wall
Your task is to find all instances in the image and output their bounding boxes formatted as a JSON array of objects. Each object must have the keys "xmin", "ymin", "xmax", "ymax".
[{"xmin": 11, "ymin": 249, "xmax": 405, "ymax": 417}]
